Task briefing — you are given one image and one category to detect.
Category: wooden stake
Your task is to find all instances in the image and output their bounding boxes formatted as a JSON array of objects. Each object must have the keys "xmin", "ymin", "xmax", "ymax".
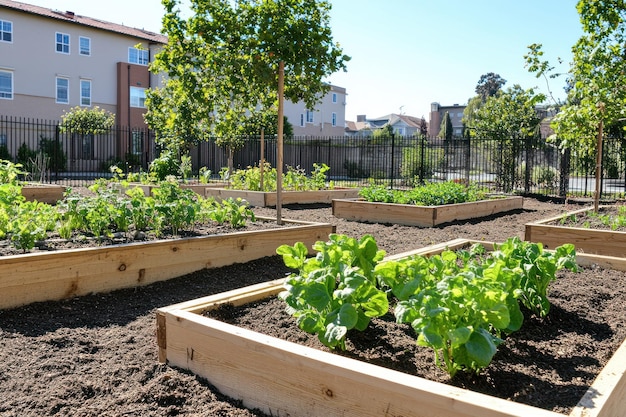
[
  {"xmin": 260, "ymin": 127, "xmax": 264, "ymax": 192},
  {"xmin": 276, "ymin": 61, "xmax": 285, "ymax": 225}
]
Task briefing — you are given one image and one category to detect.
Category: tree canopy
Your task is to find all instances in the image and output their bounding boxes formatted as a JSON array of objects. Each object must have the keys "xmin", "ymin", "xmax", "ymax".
[
  {"xmin": 146, "ymin": 0, "xmax": 349, "ymax": 155},
  {"xmin": 526, "ymin": 1, "xmax": 626, "ymax": 156},
  {"xmin": 475, "ymin": 72, "xmax": 507, "ymax": 102},
  {"xmin": 469, "ymin": 85, "xmax": 544, "ymax": 140}
]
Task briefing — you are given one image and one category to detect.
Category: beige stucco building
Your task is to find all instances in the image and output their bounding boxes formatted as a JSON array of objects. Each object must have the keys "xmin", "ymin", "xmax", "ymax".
[
  {"xmin": 284, "ymin": 84, "xmax": 347, "ymax": 137},
  {"xmin": 0, "ymin": 0, "xmax": 166, "ymax": 127}
]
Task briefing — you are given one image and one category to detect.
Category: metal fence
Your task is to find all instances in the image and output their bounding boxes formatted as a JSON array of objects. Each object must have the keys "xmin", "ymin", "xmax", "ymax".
[
  {"xmin": 2, "ymin": 115, "xmax": 625, "ymax": 199},
  {"xmin": 0, "ymin": 116, "xmax": 155, "ymax": 184}
]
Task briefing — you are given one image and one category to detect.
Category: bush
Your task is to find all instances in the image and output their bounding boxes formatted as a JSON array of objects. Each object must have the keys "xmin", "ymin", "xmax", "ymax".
[{"xmin": 39, "ymin": 136, "xmax": 66, "ymax": 171}]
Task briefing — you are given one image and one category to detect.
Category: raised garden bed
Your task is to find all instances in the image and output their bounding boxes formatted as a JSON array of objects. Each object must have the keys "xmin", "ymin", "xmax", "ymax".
[
  {"xmin": 332, "ymin": 196, "xmax": 523, "ymax": 226},
  {"xmin": 156, "ymin": 238, "xmax": 626, "ymax": 417},
  {"xmin": 205, "ymin": 187, "xmax": 360, "ymax": 207},
  {"xmin": 525, "ymin": 206, "xmax": 626, "ymax": 257},
  {"xmin": 0, "ymin": 217, "xmax": 334, "ymax": 310},
  {"xmin": 20, "ymin": 183, "xmax": 65, "ymax": 204}
]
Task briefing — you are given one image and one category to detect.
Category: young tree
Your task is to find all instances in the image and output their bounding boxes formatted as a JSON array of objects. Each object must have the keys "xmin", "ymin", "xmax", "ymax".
[
  {"xmin": 419, "ymin": 117, "xmax": 428, "ymax": 137},
  {"xmin": 525, "ymin": 1, "xmax": 626, "ymax": 209},
  {"xmin": 438, "ymin": 111, "xmax": 453, "ymax": 140},
  {"xmin": 146, "ymin": 0, "xmax": 349, "ymax": 172},
  {"xmin": 469, "ymin": 85, "xmax": 545, "ymax": 192}
]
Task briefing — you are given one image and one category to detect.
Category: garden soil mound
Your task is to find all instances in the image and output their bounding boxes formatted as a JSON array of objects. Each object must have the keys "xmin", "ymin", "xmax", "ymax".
[{"xmin": 1, "ymin": 198, "xmax": 624, "ymax": 416}]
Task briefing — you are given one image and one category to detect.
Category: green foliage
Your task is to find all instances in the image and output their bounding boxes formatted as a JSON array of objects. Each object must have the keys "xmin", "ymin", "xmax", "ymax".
[
  {"xmin": 0, "ymin": 145, "xmax": 10, "ymax": 161},
  {"xmin": 223, "ymin": 162, "xmax": 332, "ymax": 192},
  {"xmin": 39, "ymin": 137, "xmax": 66, "ymax": 172},
  {"xmin": 149, "ymin": 149, "xmax": 181, "ymax": 181},
  {"xmin": 400, "ymin": 139, "xmax": 444, "ymax": 183},
  {"xmin": 490, "ymin": 237, "xmax": 577, "ymax": 317},
  {"xmin": 359, "ymin": 181, "xmax": 487, "ymax": 206},
  {"xmin": 0, "ymin": 160, "xmax": 25, "ymax": 184},
  {"xmin": 278, "ymin": 233, "xmax": 578, "ymax": 376},
  {"xmin": 376, "ymin": 237, "xmax": 577, "ymax": 376},
  {"xmin": 475, "ymin": 72, "xmax": 507, "ymax": 102},
  {"xmin": 438, "ymin": 112, "xmax": 453, "ymax": 140},
  {"xmin": 16, "ymin": 143, "xmax": 36, "ymax": 169},
  {"xmin": 147, "ymin": 0, "xmax": 349, "ymax": 153},
  {"xmin": 467, "ymin": 85, "xmax": 545, "ymax": 192},
  {"xmin": 59, "ymin": 106, "xmax": 115, "ymax": 135},
  {"xmin": 277, "ymin": 234, "xmax": 388, "ymax": 350}
]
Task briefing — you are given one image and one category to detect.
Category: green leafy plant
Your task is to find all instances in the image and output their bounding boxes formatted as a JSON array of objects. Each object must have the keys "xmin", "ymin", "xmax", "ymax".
[
  {"xmin": 277, "ymin": 234, "xmax": 388, "ymax": 350},
  {"xmin": 359, "ymin": 181, "xmax": 487, "ymax": 206},
  {"xmin": 376, "ymin": 237, "xmax": 577, "ymax": 376},
  {"xmin": 0, "ymin": 160, "xmax": 26, "ymax": 185}
]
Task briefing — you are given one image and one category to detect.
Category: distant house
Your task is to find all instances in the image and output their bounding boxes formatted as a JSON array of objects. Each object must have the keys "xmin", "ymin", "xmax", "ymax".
[
  {"xmin": 429, "ymin": 102, "xmax": 466, "ymax": 138},
  {"xmin": 345, "ymin": 113, "xmax": 427, "ymax": 137},
  {"xmin": 284, "ymin": 84, "xmax": 347, "ymax": 137}
]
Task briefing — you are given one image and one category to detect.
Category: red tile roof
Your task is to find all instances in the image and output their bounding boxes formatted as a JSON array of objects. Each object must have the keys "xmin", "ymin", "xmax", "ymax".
[{"xmin": 0, "ymin": 0, "xmax": 168, "ymax": 44}]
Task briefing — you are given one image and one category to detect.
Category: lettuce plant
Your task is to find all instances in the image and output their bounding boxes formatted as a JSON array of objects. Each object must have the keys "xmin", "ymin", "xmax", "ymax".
[{"xmin": 277, "ymin": 234, "xmax": 388, "ymax": 350}]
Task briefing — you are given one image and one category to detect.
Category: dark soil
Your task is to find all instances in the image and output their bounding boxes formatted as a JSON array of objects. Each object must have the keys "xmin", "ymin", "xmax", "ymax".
[{"xmin": 1, "ymin": 198, "xmax": 624, "ymax": 416}]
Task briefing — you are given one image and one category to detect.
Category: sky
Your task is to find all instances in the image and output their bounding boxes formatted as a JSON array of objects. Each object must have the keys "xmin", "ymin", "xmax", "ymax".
[{"xmin": 23, "ymin": 0, "xmax": 583, "ymax": 122}]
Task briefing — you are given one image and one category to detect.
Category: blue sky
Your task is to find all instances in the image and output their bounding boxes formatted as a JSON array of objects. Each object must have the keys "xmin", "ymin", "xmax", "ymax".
[{"xmin": 26, "ymin": 0, "xmax": 583, "ymax": 121}]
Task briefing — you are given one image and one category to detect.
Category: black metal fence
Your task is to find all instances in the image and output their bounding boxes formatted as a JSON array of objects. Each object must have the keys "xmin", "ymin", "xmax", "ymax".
[
  {"xmin": 0, "ymin": 116, "xmax": 155, "ymax": 184},
  {"xmin": 2, "ymin": 115, "xmax": 625, "ymax": 199}
]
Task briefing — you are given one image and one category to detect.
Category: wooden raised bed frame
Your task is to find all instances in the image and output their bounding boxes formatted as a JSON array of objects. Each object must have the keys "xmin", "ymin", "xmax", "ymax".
[
  {"xmin": 525, "ymin": 206, "xmax": 626, "ymax": 257},
  {"xmin": 157, "ymin": 238, "xmax": 626, "ymax": 417},
  {"xmin": 21, "ymin": 183, "xmax": 65, "ymax": 204},
  {"xmin": 204, "ymin": 187, "xmax": 360, "ymax": 207},
  {"xmin": 0, "ymin": 218, "xmax": 334, "ymax": 310},
  {"xmin": 332, "ymin": 196, "xmax": 524, "ymax": 227}
]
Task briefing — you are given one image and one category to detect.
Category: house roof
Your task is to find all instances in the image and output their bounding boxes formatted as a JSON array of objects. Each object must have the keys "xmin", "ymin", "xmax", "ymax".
[{"xmin": 0, "ymin": 0, "xmax": 168, "ymax": 44}]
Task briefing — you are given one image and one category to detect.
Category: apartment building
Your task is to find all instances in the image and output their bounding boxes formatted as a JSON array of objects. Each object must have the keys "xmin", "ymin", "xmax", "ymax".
[
  {"xmin": 0, "ymin": 0, "xmax": 166, "ymax": 127},
  {"xmin": 284, "ymin": 84, "xmax": 347, "ymax": 137},
  {"xmin": 428, "ymin": 102, "xmax": 466, "ymax": 138}
]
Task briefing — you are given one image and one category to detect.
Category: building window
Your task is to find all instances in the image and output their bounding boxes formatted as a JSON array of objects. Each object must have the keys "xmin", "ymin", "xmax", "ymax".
[
  {"xmin": 130, "ymin": 86, "xmax": 146, "ymax": 108},
  {"xmin": 0, "ymin": 20, "xmax": 12, "ymax": 43},
  {"xmin": 128, "ymin": 47, "xmax": 149, "ymax": 65},
  {"xmin": 56, "ymin": 77, "xmax": 69, "ymax": 104},
  {"xmin": 56, "ymin": 32, "xmax": 70, "ymax": 54},
  {"xmin": 332, "ymin": 93, "xmax": 337, "ymax": 103},
  {"xmin": 0, "ymin": 133, "xmax": 7, "ymax": 147},
  {"xmin": 80, "ymin": 79, "xmax": 91, "ymax": 106},
  {"xmin": 0, "ymin": 70, "xmax": 13, "ymax": 99},
  {"xmin": 131, "ymin": 130, "xmax": 144, "ymax": 155},
  {"xmin": 300, "ymin": 114, "xmax": 304, "ymax": 127},
  {"xmin": 306, "ymin": 110, "xmax": 314, "ymax": 123},
  {"xmin": 79, "ymin": 36, "xmax": 91, "ymax": 56},
  {"xmin": 332, "ymin": 112, "xmax": 337, "ymax": 127}
]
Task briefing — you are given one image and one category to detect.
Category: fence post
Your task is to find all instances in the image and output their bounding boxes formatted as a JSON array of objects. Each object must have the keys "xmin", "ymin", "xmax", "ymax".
[
  {"xmin": 389, "ymin": 134, "xmax": 395, "ymax": 189},
  {"xmin": 559, "ymin": 147, "xmax": 570, "ymax": 198},
  {"xmin": 464, "ymin": 137, "xmax": 471, "ymax": 184},
  {"xmin": 524, "ymin": 136, "xmax": 531, "ymax": 194},
  {"xmin": 54, "ymin": 123, "xmax": 60, "ymax": 181},
  {"xmin": 419, "ymin": 136, "xmax": 425, "ymax": 185}
]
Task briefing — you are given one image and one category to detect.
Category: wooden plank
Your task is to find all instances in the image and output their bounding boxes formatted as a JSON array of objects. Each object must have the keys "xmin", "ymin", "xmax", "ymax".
[
  {"xmin": 433, "ymin": 196, "xmax": 523, "ymax": 225},
  {"xmin": 20, "ymin": 184, "xmax": 65, "ymax": 204},
  {"xmin": 332, "ymin": 199, "xmax": 435, "ymax": 226},
  {"xmin": 332, "ymin": 197, "xmax": 523, "ymax": 227},
  {"xmin": 0, "ymin": 220, "xmax": 334, "ymax": 310},
  {"xmin": 163, "ymin": 308, "xmax": 562, "ymax": 417},
  {"xmin": 525, "ymin": 224, "xmax": 626, "ymax": 257},
  {"xmin": 205, "ymin": 188, "xmax": 360, "ymax": 207},
  {"xmin": 524, "ymin": 206, "xmax": 626, "ymax": 257}
]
